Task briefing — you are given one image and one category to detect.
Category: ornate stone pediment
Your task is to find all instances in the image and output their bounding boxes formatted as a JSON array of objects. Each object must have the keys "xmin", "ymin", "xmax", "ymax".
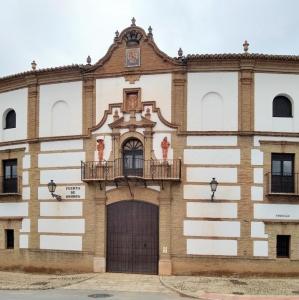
[{"xmin": 108, "ymin": 113, "xmax": 156, "ymax": 131}]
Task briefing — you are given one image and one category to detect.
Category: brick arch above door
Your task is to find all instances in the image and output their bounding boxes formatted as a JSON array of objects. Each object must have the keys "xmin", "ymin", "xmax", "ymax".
[{"xmin": 106, "ymin": 186, "xmax": 159, "ymax": 206}]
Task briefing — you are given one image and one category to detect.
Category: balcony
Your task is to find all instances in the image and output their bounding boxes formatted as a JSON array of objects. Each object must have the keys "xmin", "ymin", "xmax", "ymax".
[
  {"xmin": 0, "ymin": 176, "xmax": 22, "ymax": 195},
  {"xmin": 81, "ymin": 158, "xmax": 181, "ymax": 183},
  {"xmin": 266, "ymin": 172, "xmax": 299, "ymax": 196}
]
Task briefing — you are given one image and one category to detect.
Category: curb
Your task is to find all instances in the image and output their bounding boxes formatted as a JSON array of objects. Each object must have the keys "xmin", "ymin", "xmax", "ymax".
[
  {"xmin": 159, "ymin": 276, "xmax": 209, "ymax": 300},
  {"xmin": 159, "ymin": 277, "xmax": 299, "ymax": 300}
]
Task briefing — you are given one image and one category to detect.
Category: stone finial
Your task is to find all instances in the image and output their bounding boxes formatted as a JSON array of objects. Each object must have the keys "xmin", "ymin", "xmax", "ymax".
[
  {"xmin": 113, "ymin": 109, "xmax": 119, "ymax": 120},
  {"xmin": 131, "ymin": 17, "xmax": 136, "ymax": 26},
  {"xmin": 148, "ymin": 26, "xmax": 153, "ymax": 38},
  {"xmin": 31, "ymin": 60, "xmax": 37, "ymax": 70},
  {"xmin": 145, "ymin": 107, "xmax": 151, "ymax": 119},
  {"xmin": 114, "ymin": 30, "xmax": 119, "ymax": 41},
  {"xmin": 178, "ymin": 48, "xmax": 183, "ymax": 58},
  {"xmin": 243, "ymin": 40, "xmax": 249, "ymax": 53},
  {"xmin": 86, "ymin": 55, "xmax": 91, "ymax": 65}
]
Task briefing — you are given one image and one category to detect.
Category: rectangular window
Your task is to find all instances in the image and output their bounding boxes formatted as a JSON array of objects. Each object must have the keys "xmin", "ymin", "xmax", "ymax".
[
  {"xmin": 5, "ymin": 229, "xmax": 14, "ymax": 249},
  {"xmin": 271, "ymin": 154, "xmax": 294, "ymax": 193},
  {"xmin": 276, "ymin": 235, "xmax": 290, "ymax": 258},
  {"xmin": 2, "ymin": 159, "xmax": 18, "ymax": 193}
]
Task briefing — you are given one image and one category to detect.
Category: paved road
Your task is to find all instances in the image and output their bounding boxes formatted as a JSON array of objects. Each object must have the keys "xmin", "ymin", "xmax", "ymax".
[{"xmin": 0, "ymin": 289, "xmax": 186, "ymax": 300}]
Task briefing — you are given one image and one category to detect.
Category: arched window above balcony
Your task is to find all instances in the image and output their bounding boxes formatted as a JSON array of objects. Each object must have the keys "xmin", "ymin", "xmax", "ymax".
[{"xmin": 122, "ymin": 138, "xmax": 143, "ymax": 177}]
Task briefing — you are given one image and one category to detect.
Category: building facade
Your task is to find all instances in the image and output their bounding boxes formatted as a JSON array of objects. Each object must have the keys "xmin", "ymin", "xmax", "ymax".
[{"xmin": 1, "ymin": 20, "xmax": 299, "ymax": 275}]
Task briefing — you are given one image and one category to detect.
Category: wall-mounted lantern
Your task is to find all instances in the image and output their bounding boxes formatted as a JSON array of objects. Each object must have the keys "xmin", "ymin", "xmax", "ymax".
[
  {"xmin": 209, "ymin": 177, "xmax": 218, "ymax": 201},
  {"xmin": 47, "ymin": 180, "xmax": 62, "ymax": 201}
]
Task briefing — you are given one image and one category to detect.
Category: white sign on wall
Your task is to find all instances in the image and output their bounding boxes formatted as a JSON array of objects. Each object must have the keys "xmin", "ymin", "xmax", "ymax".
[
  {"xmin": 65, "ymin": 186, "xmax": 82, "ymax": 199},
  {"xmin": 254, "ymin": 204, "xmax": 299, "ymax": 220}
]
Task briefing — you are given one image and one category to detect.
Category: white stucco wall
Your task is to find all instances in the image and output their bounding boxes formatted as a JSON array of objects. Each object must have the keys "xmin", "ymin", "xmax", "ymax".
[
  {"xmin": 187, "ymin": 136, "xmax": 238, "ymax": 146},
  {"xmin": 251, "ymin": 149, "xmax": 264, "ymax": 165},
  {"xmin": 22, "ymin": 187, "xmax": 30, "ymax": 200},
  {"xmin": 23, "ymin": 154, "xmax": 31, "ymax": 169},
  {"xmin": 253, "ymin": 241, "xmax": 268, "ymax": 257},
  {"xmin": 184, "ymin": 149, "xmax": 240, "ymax": 165},
  {"xmin": 251, "ymin": 186, "xmax": 264, "ymax": 201},
  {"xmin": 40, "ymin": 235, "xmax": 82, "ymax": 251},
  {"xmin": 96, "ymin": 74, "xmax": 172, "ymax": 123},
  {"xmin": 40, "ymin": 202, "xmax": 82, "ymax": 217},
  {"xmin": 0, "ymin": 88, "xmax": 28, "ymax": 142},
  {"xmin": 253, "ymin": 168, "xmax": 264, "ymax": 184},
  {"xmin": 38, "ymin": 219, "xmax": 85, "ymax": 233},
  {"xmin": 0, "ymin": 203, "xmax": 28, "ymax": 217},
  {"xmin": 187, "ymin": 72, "xmax": 238, "ymax": 131},
  {"xmin": 255, "ymin": 73, "xmax": 299, "ymax": 132},
  {"xmin": 254, "ymin": 136, "xmax": 299, "ymax": 147},
  {"xmin": 187, "ymin": 202, "xmax": 237, "ymax": 218},
  {"xmin": 40, "ymin": 169, "xmax": 81, "ymax": 184},
  {"xmin": 184, "ymin": 220, "xmax": 240, "ymax": 237},
  {"xmin": 184, "ymin": 185, "xmax": 240, "ymax": 201},
  {"xmin": 187, "ymin": 167, "xmax": 238, "ymax": 183},
  {"xmin": 40, "ymin": 139, "xmax": 83, "ymax": 151},
  {"xmin": 38, "ymin": 152, "xmax": 85, "ymax": 168},
  {"xmin": 39, "ymin": 82, "xmax": 82, "ymax": 137},
  {"xmin": 20, "ymin": 218, "xmax": 30, "ymax": 233},
  {"xmin": 19, "ymin": 234, "xmax": 29, "ymax": 249},
  {"xmin": 254, "ymin": 204, "xmax": 299, "ymax": 220},
  {"xmin": 187, "ymin": 239, "xmax": 237, "ymax": 256},
  {"xmin": 251, "ymin": 222, "xmax": 268, "ymax": 238}
]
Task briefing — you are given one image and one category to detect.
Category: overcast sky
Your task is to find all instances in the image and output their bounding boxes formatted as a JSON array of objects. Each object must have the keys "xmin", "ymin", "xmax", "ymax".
[{"xmin": 1, "ymin": 0, "xmax": 299, "ymax": 77}]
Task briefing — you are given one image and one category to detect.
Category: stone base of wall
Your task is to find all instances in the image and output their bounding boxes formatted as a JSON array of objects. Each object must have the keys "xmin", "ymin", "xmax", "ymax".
[
  {"xmin": 172, "ymin": 256, "xmax": 299, "ymax": 276},
  {"xmin": 93, "ymin": 256, "xmax": 106, "ymax": 272},
  {"xmin": 2, "ymin": 251, "xmax": 299, "ymax": 275},
  {"xmin": 0, "ymin": 249, "xmax": 94, "ymax": 273}
]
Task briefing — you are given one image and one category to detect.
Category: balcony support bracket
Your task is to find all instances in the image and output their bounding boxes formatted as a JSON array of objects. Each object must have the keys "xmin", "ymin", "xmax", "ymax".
[
  {"xmin": 114, "ymin": 179, "xmax": 119, "ymax": 188},
  {"xmin": 124, "ymin": 176, "xmax": 134, "ymax": 197},
  {"xmin": 97, "ymin": 181, "xmax": 103, "ymax": 190}
]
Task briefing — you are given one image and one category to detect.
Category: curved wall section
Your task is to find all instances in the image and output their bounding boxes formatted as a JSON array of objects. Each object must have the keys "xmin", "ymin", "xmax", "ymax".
[
  {"xmin": 39, "ymin": 81, "xmax": 82, "ymax": 137},
  {"xmin": 201, "ymin": 92, "xmax": 223, "ymax": 130},
  {"xmin": 0, "ymin": 88, "xmax": 27, "ymax": 142},
  {"xmin": 187, "ymin": 72, "xmax": 238, "ymax": 131},
  {"xmin": 96, "ymin": 74, "xmax": 172, "ymax": 124},
  {"xmin": 51, "ymin": 100, "xmax": 70, "ymax": 136},
  {"xmin": 255, "ymin": 73, "xmax": 299, "ymax": 132}
]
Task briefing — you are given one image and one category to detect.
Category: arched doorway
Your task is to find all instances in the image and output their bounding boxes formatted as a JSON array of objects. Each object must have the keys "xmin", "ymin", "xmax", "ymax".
[
  {"xmin": 122, "ymin": 138, "xmax": 143, "ymax": 176},
  {"xmin": 106, "ymin": 200, "xmax": 159, "ymax": 274}
]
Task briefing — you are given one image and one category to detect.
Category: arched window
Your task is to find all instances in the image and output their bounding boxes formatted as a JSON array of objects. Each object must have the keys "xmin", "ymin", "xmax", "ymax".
[
  {"xmin": 4, "ymin": 109, "xmax": 16, "ymax": 129},
  {"xmin": 273, "ymin": 96, "xmax": 292, "ymax": 118},
  {"xmin": 122, "ymin": 138, "xmax": 143, "ymax": 176}
]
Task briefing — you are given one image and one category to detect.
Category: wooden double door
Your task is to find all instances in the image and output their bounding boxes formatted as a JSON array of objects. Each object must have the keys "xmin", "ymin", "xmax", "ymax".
[{"xmin": 107, "ymin": 200, "xmax": 159, "ymax": 274}]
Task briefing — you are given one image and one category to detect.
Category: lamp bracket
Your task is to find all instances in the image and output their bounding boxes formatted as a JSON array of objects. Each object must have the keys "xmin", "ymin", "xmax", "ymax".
[{"xmin": 51, "ymin": 192, "xmax": 62, "ymax": 201}]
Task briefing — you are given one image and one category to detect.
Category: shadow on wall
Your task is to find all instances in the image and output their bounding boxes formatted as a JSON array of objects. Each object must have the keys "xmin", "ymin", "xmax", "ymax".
[
  {"xmin": 201, "ymin": 92, "xmax": 224, "ymax": 131},
  {"xmin": 51, "ymin": 100, "xmax": 70, "ymax": 136}
]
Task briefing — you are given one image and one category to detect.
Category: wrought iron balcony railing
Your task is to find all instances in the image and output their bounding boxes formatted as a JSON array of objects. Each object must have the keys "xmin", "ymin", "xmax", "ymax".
[
  {"xmin": 0, "ymin": 176, "xmax": 22, "ymax": 195},
  {"xmin": 266, "ymin": 172, "xmax": 299, "ymax": 195},
  {"xmin": 81, "ymin": 158, "xmax": 181, "ymax": 182}
]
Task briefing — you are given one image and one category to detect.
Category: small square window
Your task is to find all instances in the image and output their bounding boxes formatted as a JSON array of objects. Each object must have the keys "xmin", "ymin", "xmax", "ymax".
[
  {"xmin": 5, "ymin": 229, "xmax": 14, "ymax": 249},
  {"xmin": 276, "ymin": 235, "xmax": 290, "ymax": 258}
]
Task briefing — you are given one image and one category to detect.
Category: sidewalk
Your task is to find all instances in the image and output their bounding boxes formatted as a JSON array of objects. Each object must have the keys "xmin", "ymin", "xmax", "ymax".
[
  {"xmin": 160, "ymin": 275, "xmax": 299, "ymax": 299},
  {"xmin": 0, "ymin": 271, "xmax": 299, "ymax": 299}
]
